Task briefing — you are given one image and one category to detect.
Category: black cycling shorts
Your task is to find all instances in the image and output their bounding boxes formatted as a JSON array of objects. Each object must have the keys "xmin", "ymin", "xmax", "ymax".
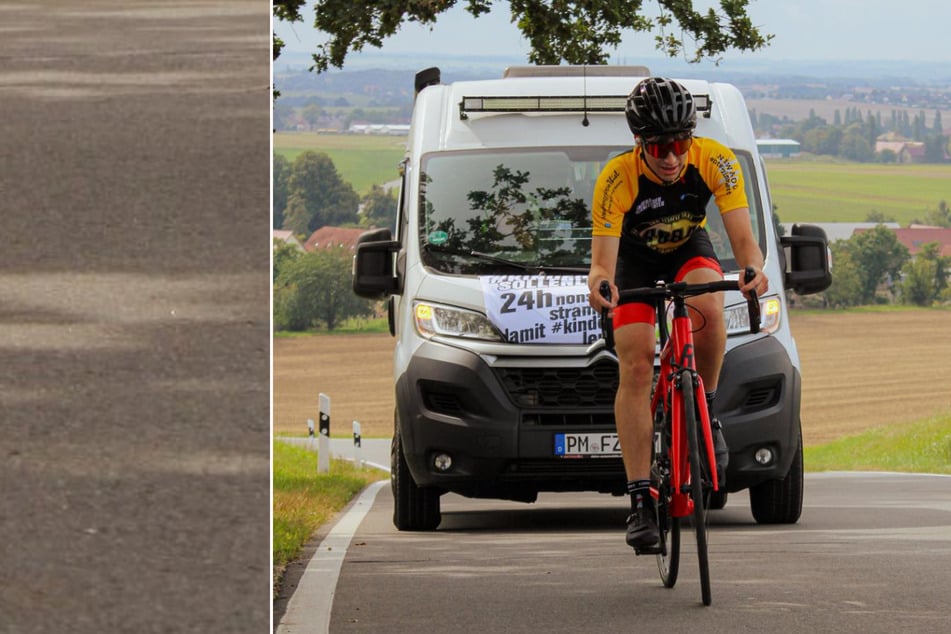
[{"xmin": 614, "ymin": 228, "xmax": 722, "ymax": 327}]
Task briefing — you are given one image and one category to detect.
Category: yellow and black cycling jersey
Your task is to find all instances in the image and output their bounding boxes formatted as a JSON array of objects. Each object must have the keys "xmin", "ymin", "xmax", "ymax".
[{"xmin": 591, "ymin": 137, "xmax": 748, "ymax": 254}]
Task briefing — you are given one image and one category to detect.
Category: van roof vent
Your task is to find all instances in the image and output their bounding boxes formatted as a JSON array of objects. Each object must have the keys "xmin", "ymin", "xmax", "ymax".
[{"xmin": 502, "ymin": 65, "xmax": 651, "ymax": 79}]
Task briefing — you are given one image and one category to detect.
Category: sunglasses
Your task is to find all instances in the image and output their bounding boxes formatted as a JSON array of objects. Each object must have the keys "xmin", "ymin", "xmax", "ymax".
[{"xmin": 641, "ymin": 136, "xmax": 693, "ymax": 159}]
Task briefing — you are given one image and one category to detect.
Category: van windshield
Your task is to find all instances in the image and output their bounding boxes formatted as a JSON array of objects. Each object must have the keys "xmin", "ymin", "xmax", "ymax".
[{"xmin": 417, "ymin": 147, "xmax": 764, "ymax": 275}]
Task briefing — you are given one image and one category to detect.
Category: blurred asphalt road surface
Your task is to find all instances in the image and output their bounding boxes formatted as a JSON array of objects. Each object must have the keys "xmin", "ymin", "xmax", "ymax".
[{"xmin": 0, "ymin": 2, "xmax": 270, "ymax": 631}]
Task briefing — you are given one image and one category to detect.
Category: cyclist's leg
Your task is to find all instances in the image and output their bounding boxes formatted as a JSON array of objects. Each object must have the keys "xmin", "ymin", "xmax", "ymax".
[
  {"xmin": 673, "ymin": 231, "xmax": 726, "ymax": 392},
  {"xmin": 612, "ymin": 304, "xmax": 660, "ymax": 550},
  {"xmin": 682, "ymin": 264, "xmax": 726, "ymax": 390},
  {"xmin": 613, "ymin": 317, "xmax": 655, "ymax": 481},
  {"xmin": 613, "ymin": 253, "xmax": 664, "ymax": 484}
]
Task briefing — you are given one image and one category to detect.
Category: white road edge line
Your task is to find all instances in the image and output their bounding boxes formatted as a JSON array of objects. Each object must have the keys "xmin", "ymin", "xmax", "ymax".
[{"xmin": 276, "ymin": 480, "xmax": 388, "ymax": 634}]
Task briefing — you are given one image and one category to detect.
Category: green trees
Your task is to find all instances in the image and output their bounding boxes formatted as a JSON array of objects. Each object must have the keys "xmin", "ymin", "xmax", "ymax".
[
  {"xmin": 823, "ymin": 242, "xmax": 863, "ymax": 308},
  {"xmin": 272, "ymin": 150, "xmax": 384, "ymax": 332},
  {"xmin": 823, "ymin": 225, "xmax": 910, "ymax": 307},
  {"xmin": 360, "ymin": 184, "xmax": 398, "ymax": 230},
  {"xmin": 901, "ymin": 243, "xmax": 950, "ymax": 307},
  {"xmin": 274, "ymin": 245, "xmax": 374, "ymax": 331},
  {"xmin": 912, "ymin": 201, "xmax": 951, "ymax": 228},
  {"xmin": 273, "ymin": 0, "xmax": 771, "ymax": 71},
  {"xmin": 273, "ymin": 153, "xmax": 291, "ymax": 230},
  {"xmin": 849, "ymin": 225, "xmax": 910, "ymax": 304},
  {"xmin": 758, "ymin": 107, "xmax": 947, "ymax": 164},
  {"xmin": 275, "ymin": 151, "xmax": 359, "ymax": 234},
  {"xmin": 809, "ymin": 226, "xmax": 951, "ymax": 309}
]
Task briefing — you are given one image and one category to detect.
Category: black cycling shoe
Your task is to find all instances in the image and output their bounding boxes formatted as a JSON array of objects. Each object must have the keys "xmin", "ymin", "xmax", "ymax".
[
  {"xmin": 626, "ymin": 506, "xmax": 660, "ymax": 554},
  {"xmin": 712, "ymin": 418, "xmax": 729, "ymax": 486}
]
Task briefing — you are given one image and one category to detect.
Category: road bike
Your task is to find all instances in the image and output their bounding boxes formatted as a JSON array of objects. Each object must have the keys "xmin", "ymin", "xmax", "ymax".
[{"xmin": 600, "ymin": 268, "xmax": 760, "ymax": 606}]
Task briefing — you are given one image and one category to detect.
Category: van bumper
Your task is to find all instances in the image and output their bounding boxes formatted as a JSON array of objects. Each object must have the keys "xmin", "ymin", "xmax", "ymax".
[
  {"xmin": 395, "ymin": 335, "xmax": 801, "ymax": 500},
  {"xmin": 395, "ymin": 340, "xmax": 623, "ymax": 502}
]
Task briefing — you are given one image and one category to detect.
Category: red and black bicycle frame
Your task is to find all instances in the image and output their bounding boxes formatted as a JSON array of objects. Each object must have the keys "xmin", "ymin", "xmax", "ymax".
[{"xmin": 650, "ymin": 297, "xmax": 721, "ymax": 518}]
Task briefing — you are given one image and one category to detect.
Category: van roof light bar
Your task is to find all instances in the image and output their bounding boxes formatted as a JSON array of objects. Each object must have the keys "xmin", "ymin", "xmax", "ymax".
[
  {"xmin": 459, "ymin": 94, "xmax": 712, "ymax": 120},
  {"xmin": 502, "ymin": 65, "xmax": 651, "ymax": 78}
]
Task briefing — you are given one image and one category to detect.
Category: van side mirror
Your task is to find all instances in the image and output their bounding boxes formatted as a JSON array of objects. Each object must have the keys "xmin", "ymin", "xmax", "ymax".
[
  {"xmin": 352, "ymin": 228, "xmax": 401, "ymax": 299},
  {"xmin": 780, "ymin": 224, "xmax": 832, "ymax": 295}
]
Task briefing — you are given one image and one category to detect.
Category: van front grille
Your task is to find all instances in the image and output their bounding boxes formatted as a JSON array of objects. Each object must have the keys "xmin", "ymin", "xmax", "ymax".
[
  {"xmin": 496, "ymin": 360, "xmax": 618, "ymax": 408},
  {"xmin": 522, "ymin": 412, "xmax": 616, "ymax": 427}
]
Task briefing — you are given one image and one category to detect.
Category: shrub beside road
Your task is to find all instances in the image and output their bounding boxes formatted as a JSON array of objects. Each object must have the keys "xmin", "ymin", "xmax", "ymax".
[{"xmin": 272, "ymin": 441, "xmax": 385, "ymax": 596}]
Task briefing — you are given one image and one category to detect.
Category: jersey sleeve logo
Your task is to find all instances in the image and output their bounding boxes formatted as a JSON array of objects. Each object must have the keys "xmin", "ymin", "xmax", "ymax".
[{"xmin": 709, "ymin": 153, "xmax": 740, "ymax": 194}]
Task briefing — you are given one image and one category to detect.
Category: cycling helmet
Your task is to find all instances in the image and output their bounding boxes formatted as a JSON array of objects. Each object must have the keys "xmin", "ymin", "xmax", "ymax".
[{"xmin": 625, "ymin": 77, "xmax": 696, "ymax": 138}]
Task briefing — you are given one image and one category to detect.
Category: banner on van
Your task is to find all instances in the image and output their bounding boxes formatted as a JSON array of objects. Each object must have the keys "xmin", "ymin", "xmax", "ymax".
[{"xmin": 480, "ymin": 274, "xmax": 601, "ymax": 345}]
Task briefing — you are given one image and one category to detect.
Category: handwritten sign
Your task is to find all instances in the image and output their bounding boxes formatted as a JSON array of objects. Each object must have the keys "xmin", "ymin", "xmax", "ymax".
[{"xmin": 480, "ymin": 274, "xmax": 602, "ymax": 345}]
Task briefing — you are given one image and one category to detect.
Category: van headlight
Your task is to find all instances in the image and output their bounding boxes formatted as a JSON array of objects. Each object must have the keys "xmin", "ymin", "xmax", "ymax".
[
  {"xmin": 725, "ymin": 297, "xmax": 781, "ymax": 335},
  {"xmin": 414, "ymin": 301, "xmax": 504, "ymax": 341}
]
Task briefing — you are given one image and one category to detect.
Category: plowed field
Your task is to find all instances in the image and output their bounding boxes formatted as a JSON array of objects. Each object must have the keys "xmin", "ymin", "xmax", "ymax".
[{"xmin": 273, "ymin": 310, "xmax": 951, "ymax": 446}]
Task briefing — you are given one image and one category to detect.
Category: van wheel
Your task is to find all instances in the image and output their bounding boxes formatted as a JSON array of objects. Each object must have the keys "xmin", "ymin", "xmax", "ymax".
[
  {"xmin": 391, "ymin": 424, "xmax": 441, "ymax": 531},
  {"xmin": 749, "ymin": 429, "xmax": 803, "ymax": 524}
]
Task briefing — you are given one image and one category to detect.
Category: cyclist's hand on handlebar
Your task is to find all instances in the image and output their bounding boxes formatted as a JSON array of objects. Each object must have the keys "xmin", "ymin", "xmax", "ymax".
[
  {"xmin": 588, "ymin": 278, "xmax": 617, "ymax": 315},
  {"xmin": 739, "ymin": 265, "xmax": 768, "ymax": 299}
]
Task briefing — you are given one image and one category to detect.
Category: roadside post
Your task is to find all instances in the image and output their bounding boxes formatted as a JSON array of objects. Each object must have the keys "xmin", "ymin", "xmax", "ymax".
[
  {"xmin": 318, "ymin": 393, "xmax": 330, "ymax": 474},
  {"xmin": 352, "ymin": 420, "xmax": 362, "ymax": 467}
]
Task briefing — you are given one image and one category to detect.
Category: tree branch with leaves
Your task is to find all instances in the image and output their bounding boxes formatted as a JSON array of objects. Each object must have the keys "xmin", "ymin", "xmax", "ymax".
[{"xmin": 272, "ymin": 0, "xmax": 772, "ymax": 73}]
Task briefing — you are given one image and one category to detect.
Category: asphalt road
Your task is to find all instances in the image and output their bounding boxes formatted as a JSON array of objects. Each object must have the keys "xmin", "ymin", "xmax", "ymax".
[
  {"xmin": 278, "ymin": 468, "xmax": 951, "ymax": 633},
  {"xmin": 0, "ymin": 2, "xmax": 270, "ymax": 631}
]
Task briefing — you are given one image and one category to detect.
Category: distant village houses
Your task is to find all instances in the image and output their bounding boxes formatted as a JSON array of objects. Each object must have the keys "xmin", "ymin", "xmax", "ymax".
[
  {"xmin": 853, "ymin": 226, "xmax": 951, "ymax": 258},
  {"xmin": 272, "ymin": 229, "xmax": 304, "ymax": 251},
  {"xmin": 786, "ymin": 222, "xmax": 951, "ymax": 259},
  {"xmin": 873, "ymin": 139, "xmax": 927, "ymax": 163},
  {"xmin": 756, "ymin": 138, "xmax": 801, "ymax": 158},
  {"xmin": 347, "ymin": 123, "xmax": 409, "ymax": 136},
  {"xmin": 303, "ymin": 226, "xmax": 366, "ymax": 251},
  {"xmin": 273, "ymin": 226, "xmax": 367, "ymax": 253}
]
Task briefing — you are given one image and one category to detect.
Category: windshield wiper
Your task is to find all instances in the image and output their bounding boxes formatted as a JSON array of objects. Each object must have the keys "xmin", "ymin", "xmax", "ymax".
[{"xmin": 422, "ymin": 244, "xmax": 586, "ymax": 274}]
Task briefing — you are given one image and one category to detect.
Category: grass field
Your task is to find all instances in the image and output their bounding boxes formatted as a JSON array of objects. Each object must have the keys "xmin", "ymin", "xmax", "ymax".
[
  {"xmin": 273, "ymin": 132, "xmax": 405, "ymax": 195},
  {"xmin": 274, "ymin": 132, "xmax": 951, "ymax": 224},
  {"xmin": 764, "ymin": 159, "xmax": 951, "ymax": 224}
]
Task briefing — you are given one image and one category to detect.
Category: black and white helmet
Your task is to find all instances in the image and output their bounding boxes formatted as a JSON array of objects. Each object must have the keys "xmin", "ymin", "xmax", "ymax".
[{"xmin": 625, "ymin": 77, "xmax": 696, "ymax": 138}]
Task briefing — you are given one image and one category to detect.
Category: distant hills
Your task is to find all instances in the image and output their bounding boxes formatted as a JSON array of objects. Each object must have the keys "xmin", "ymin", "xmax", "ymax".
[
  {"xmin": 275, "ymin": 50, "xmax": 951, "ymax": 85},
  {"xmin": 274, "ymin": 55, "xmax": 951, "ymax": 124}
]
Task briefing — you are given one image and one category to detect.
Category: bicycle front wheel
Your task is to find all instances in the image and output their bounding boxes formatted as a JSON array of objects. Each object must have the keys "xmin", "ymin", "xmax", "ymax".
[
  {"xmin": 656, "ymin": 487, "xmax": 680, "ymax": 588},
  {"xmin": 652, "ymin": 407, "xmax": 680, "ymax": 588},
  {"xmin": 681, "ymin": 369, "xmax": 711, "ymax": 606}
]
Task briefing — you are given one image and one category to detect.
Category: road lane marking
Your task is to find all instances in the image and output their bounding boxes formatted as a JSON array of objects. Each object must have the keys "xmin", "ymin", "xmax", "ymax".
[{"xmin": 276, "ymin": 480, "xmax": 387, "ymax": 634}]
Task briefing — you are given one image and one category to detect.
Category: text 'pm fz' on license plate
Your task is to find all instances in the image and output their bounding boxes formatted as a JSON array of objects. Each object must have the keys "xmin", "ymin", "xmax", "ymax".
[{"xmin": 554, "ymin": 432, "xmax": 621, "ymax": 457}]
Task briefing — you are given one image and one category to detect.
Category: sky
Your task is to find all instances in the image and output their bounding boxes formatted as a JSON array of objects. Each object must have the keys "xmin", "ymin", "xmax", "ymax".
[{"xmin": 274, "ymin": 0, "xmax": 951, "ymax": 71}]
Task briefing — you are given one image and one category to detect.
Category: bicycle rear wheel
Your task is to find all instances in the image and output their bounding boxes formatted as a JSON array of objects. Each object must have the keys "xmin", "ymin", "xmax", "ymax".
[{"xmin": 681, "ymin": 369, "xmax": 711, "ymax": 606}]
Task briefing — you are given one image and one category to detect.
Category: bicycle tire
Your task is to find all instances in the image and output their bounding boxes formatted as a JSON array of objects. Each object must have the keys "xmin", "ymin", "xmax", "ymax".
[
  {"xmin": 681, "ymin": 369, "xmax": 712, "ymax": 606},
  {"xmin": 652, "ymin": 406, "xmax": 680, "ymax": 587}
]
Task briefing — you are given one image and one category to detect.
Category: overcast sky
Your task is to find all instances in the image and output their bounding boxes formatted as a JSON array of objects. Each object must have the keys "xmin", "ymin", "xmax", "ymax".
[{"xmin": 274, "ymin": 0, "xmax": 951, "ymax": 67}]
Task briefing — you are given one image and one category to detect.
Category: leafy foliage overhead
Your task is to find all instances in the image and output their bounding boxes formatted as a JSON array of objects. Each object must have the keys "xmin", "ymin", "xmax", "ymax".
[{"xmin": 273, "ymin": 0, "xmax": 772, "ymax": 72}]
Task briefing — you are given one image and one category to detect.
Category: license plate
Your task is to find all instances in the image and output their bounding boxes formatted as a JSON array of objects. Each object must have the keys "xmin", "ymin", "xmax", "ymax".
[{"xmin": 554, "ymin": 432, "xmax": 621, "ymax": 457}]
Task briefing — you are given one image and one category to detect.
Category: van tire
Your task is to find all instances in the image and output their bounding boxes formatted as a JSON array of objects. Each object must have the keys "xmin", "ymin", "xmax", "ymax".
[
  {"xmin": 391, "ymin": 421, "xmax": 441, "ymax": 531},
  {"xmin": 749, "ymin": 429, "xmax": 804, "ymax": 524}
]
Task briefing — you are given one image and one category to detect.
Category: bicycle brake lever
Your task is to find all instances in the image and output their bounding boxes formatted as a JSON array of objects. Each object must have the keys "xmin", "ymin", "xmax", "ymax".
[
  {"xmin": 744, "ymin": 266, "xmax": 761, "ymax": 334},
  {"xmin": 598, "ymin": 280, "xmax": 615, "ymax": 350}
]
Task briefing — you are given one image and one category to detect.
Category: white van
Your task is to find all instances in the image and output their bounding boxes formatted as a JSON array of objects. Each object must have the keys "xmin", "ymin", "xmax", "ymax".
[{"xmin": 353, "ymin": 66, "xmax": 831, "ymax": 530}]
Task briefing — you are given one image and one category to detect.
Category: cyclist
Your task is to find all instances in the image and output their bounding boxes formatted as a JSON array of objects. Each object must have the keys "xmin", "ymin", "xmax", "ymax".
[{"xmin": 587, "ymin": 77, "xmax": 769, "ymax": 552}]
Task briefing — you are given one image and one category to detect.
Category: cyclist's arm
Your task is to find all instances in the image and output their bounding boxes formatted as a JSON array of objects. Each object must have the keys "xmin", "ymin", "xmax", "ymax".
[
  {"xmin": 721, "ymin": 207, "xmax": 768, "ymax": 297},
  {"xmin": 588, "ymin": 235, "xmax": 620, "ymax": 312}
]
